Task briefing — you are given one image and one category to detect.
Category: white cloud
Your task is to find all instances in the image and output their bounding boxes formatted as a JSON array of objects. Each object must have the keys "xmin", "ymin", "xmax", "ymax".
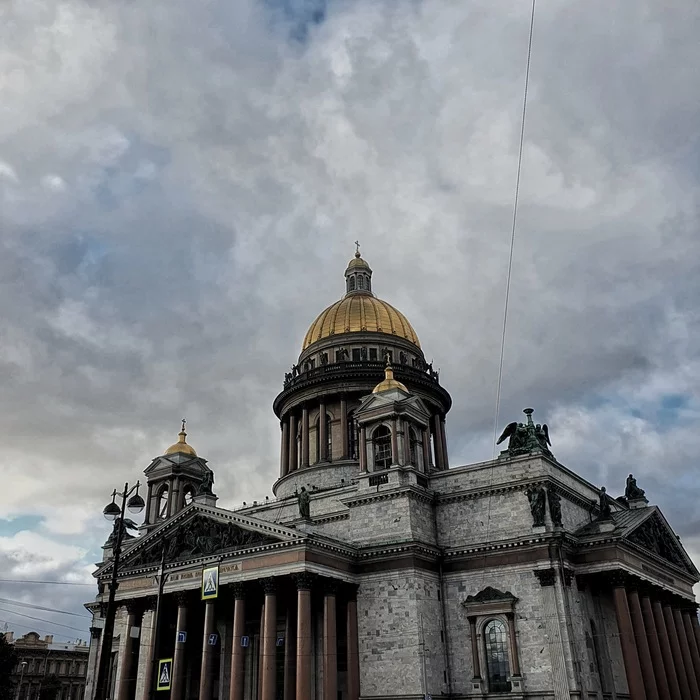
[{"xmin": 0, "ymin": 0, "xmax": 698, "ymax": 614}]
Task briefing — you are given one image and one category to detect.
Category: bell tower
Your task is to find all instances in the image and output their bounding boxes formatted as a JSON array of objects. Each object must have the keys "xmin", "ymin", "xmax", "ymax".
[
  {"xmin": 141, "ymin": 421, "xmax": 217, "ymax": 532},
  {"xmin": 354, "ymin": 362, "xmax": 433, "ymax": 473}
]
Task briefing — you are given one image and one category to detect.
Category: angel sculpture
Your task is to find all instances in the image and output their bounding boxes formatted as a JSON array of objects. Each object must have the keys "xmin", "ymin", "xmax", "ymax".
[{"xmin": 497, "ymin": 408, "xmax": 553, "ymax": 458}]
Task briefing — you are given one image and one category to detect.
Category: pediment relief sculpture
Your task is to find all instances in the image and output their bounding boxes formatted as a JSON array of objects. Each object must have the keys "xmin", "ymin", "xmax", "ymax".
[
  {"xmin": 628, "ymin": 514, "xmax": 689, "ymax": 571},
  {"xmin": 122, "ymin": 514, "xmax": 278, "ymax": 569}
]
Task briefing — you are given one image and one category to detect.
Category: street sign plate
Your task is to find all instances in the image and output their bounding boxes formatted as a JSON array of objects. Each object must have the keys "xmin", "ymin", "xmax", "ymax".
[
  {"xmin": 177, "ymin": 631, "xmax": 187, "ymax": 643},
  {"xmin": 157, "ymin": 659, "xmax": 172, "ymax": 691},
  {"xmin": 202, "ymin": 565, "xmax": 219, "ymax": 600},
  {"xmin": 241, "ymin": 635, "xmax": 250, "ymax": 648},
  {"xmin": 208, "ymin": 633, "xmax": 219, "ymax": 646}
]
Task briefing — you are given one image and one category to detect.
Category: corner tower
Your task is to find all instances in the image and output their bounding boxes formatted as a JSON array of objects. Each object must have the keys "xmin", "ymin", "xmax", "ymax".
[{"xmin": 272, "ymin": 248, "xmax": 452, "ymax": 497}]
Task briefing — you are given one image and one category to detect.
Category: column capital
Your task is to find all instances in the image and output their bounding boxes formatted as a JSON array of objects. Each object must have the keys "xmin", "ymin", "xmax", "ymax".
[
  {"xmin": 90, "ymin": 627, "xmax": 102, "ymax": 640},
  {"xmin": 344, "ymin": 582, "xmax": 359, "ymax": 601},
  {"xmin": 322, "ymin": 578, "xmax": 340, "ymax": 596},
  {"xmin": 260, "ymin": 577, "xmax": 277, "ymax": 595},
  {"xmin": 607, "ymin": 569, "xmax": 631, "ymax": 589},
  {"xmin": 562, "ymin": 569, "xmax": 574, "ymax": 587},
  {"xmin": 230, "ymin": 582, "xmax": 246, "ymax": 600},
  {"xmin": 175, "ymin": 591, "xmax": 190, "ymax": 607},
  {"xmin": 141, "ymin": 595, "xmax": 157, "ymax": 611},
  {"xmin": 294, "ymin": 572, "xmax": 316, "ymax": 591},
  {"xmin": 533, "ymin": 568, "xmax": 556, "ymax": 587}
]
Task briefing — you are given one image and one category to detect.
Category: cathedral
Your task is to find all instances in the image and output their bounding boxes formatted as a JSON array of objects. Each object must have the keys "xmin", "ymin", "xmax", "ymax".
[{"xmin": 85, "ymin": 250, "xmax": 700, "ymax": 700}]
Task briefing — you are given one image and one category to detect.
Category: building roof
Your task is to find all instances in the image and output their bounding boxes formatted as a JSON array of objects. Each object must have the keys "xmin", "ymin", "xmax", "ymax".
[{"xmin": 302, "ymin": 294, "xmax": 420, "ymax": 351}]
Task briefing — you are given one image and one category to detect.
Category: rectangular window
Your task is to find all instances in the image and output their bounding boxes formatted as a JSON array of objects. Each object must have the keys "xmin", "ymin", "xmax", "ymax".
[
  {"xmin": 352, "ymin": 348, "xmax": 361, "ymax": 361},
  {"xmin": 369, "ymin": 348, "xmax": 377, "ymax": 360}
]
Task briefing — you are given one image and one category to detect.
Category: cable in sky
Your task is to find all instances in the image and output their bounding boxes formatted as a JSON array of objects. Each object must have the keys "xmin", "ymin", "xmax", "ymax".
[
  {"xmin": 0, "ymin": 597, "xmax": 90, "ymax": 619},
  {"xmin": 0, "ymin": 607, "xmax": 89, "ymax": 634},
  {"xmin": 492, "ymin": 0, "xmax": 536, "ymax": 453},
  {"xmin": 0, "ymin": 578, "xmax": 93, "ymax": 586}
]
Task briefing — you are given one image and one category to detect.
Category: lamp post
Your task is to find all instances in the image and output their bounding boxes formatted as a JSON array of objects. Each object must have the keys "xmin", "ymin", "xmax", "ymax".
[
  {"xmin": 93, "ymin": 481, "xmax": 145, "ymax": 700},
  {"xmin": 15, "ymin": 661, "xmax": 27, "ymax": 700}
]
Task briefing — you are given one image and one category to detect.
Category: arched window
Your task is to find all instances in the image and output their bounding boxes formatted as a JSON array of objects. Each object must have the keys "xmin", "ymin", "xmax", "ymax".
[
  {"xmin": 348, "ymin": 276, "xmax": 356, "ymax": 291},
  {"xmin": 484, "ymin": 619, "xmax": 511, "ymax": 692},
  {"xmin": 409, "ymin": 427, "xmax": 419, "ymax": 467},
  {"xmin": 357, "ymin": 275, "xmax": 364, "ymax": 290},
  {"xmin": 182, "ymin": 484, "xmax": 195, "ymax": 507},
  {"xmin": 315, "ymin": 413, "xmax": 332, "ymax": 462},
  {"xmin": 348, "ymin": 410, "xmax": 358, "ymax": 459},
  {"xmin": 373, "ymin": 425, "xmax": 392, "ymax": 470},
  {"xmin": 157, "ymin": 485, "xmax": 169, "ymax": 519}
]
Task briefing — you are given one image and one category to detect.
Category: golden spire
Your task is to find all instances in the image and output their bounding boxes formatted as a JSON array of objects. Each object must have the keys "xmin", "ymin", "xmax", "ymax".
[
  {"xmin": 164, "ymin": 419, "xmax": 197, "ymax": 456},
  {"xmin": 372, "ymin": 357, "xmax": 408, "ymax": 394}
]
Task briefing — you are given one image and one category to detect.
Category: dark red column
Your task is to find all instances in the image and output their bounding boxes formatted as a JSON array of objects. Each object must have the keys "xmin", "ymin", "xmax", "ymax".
[
  {"xmin": 653, "ymin": 598, "xmax": 683, "ymax": 700},
  {"xmin": 229, "ymin": 585, "xmax": 246, "ymax": 700},
  {"xmin": 664, "ymin": 603, "xmax": 693, "ymax": 700},
  {"xmin": 682, "ymin": 610, "xmax": 700, "ymax": 692},
  {"xmin": 612, "ymin": 581, "xmax": 647, "ymax": 700},
  {"xmin": 628, "ymin": 589, "xmax": 659, "ymax": 700},
  {"xmin": 674, "ymin": 607, "xmax": 700, "ymax": 699},
  {"xmin": 640, "ymin": 594, "xmax": 671, "ymax": 700}
]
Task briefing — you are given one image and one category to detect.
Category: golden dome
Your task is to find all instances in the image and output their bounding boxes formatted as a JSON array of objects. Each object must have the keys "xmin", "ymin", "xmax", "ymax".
[
  {"xmin": 373, "ymin": 363, "xmax": 408, "ymax": 394},
  {"xmin": 346, "ymin": 253, "xmax": 372, "ymax": 270},
  {"xmin": 164, "ymin": 423, "xmax": 197, "ymax": 457},
  {"xmin": 302, "ymin": 294, "xmax": 421, "ymax": 351}
]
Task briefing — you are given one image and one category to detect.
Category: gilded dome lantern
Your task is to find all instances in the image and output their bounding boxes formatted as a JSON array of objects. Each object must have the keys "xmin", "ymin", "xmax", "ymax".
[{"xmin": 272, "ymin": 247, "xmax": 451, "ymax": 497}]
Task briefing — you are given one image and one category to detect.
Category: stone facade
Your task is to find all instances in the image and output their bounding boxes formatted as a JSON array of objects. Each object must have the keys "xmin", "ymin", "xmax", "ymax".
[
  {"xmin": 84, "ymin": 252, "xmax": 700, "ymax": 700},
  {"xmin": 8, "ymin": 631, "xmax": 89, "ymax": 700}
]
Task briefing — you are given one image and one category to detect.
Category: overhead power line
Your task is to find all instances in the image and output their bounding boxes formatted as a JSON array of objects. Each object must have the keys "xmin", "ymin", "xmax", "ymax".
[
  {"xmin": 0, "ymin": 578, "xmax": 93, "ymax": 586},
  {"xmin": 0, "ymin": 597, "xmax": 90, "ymax": 619},
  {"xmin": 0, "ymin": 607, "xmax": 89, "ymax": 634}
]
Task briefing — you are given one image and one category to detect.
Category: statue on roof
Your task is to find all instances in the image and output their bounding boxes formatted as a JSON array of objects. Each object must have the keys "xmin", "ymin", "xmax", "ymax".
[
  {"xmin": 598, "ymin": 487, "xmax": 612, "ymax": 520},
  {"xmin": 197, "ymin": 470, "xmax": 214, "ymax": 496},
  {"xmin": 624, "ymin": 474, "xmax": 646, "ymax": 500},
  {"xmin": 497, "ymin": 408, "xmax": 554, "ymax": 459}
]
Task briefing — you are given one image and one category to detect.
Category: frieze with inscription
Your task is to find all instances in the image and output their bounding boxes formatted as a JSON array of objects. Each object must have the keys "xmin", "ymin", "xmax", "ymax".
[{"xmin": 123, "ymin": 515, "xmax": 278, "ymax": 569}]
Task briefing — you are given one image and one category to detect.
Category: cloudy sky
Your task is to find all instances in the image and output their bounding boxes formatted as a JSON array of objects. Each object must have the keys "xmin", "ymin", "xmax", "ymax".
[{"xmin": 1, "ymin": 0, "xmax": 699, "ymax": 640}]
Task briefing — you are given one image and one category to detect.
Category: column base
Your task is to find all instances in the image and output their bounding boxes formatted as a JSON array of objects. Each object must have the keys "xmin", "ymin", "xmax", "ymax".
[
  {"xmin": 470, "ymin": 677, "xmax": 485, "ymax": 694},
  {"xmin": 509, "ymin": 674, "xmax": 525, "ymax": 693}
]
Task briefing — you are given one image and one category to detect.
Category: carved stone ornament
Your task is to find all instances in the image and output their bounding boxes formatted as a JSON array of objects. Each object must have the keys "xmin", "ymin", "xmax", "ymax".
[
  {"xmin": 525, "ymin": 486, "xmax": 546, "ymax": 527},
  {"xmin": 464, "ymin": 586, "xmax": 518, "ymax": 604},
  {"xmin": 533, "ymin": 568, "xmax": 556, "ymax": 587},
  {"xmin": 628, "ymin": 514, "xmax": 687, "ymax": 570},
  {"xmin": 294, "ymin": 572, "xmax": 316, "ymax": 591},
  {"xmin": 123, "ymin": 514, "xmax": 278, "ymax": 569}
]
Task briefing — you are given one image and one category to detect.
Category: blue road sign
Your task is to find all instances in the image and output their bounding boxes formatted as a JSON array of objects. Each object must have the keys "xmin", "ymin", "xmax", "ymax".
[
  {"xmin": 177, "ymin": 631, "xmax": 187, "ymax": 644},
  {"xmin": 276, "ymin": 637, "xmax": 284, "ymax": 647},
  {"xmin": 241, "ymin": 635, "xmax": 250, "ymax": 648},
  {"xmin": 208, "ymin": 633, "xmax": 219, "ymax": 646}
]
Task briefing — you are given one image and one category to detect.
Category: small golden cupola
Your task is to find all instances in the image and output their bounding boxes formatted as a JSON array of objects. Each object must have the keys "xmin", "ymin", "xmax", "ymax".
[
  {"xmin": 141, "ymin": 420, "xmax": 216, "ymax": 532},
  {"xmin": 372, "ymin": 360, "xmax": 408, "ymax": 394},
  {"xmin": 165, "ymin": 420, "xmax": 197, "ymax": 457}
]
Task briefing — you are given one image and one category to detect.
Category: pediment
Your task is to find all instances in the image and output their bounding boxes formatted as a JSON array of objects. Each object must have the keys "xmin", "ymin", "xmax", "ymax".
[
  {"xmin": 356, "ymin": 393, "xmax": 431, "ymax": 422},
  {"xmin": 625, "ymin": 510, "xmax": 698, "ymax": 577},
  {"xmin": 144, "ymin": 453, "xmax": 208, "ymax": 475},
  {"xmin": 109, "ymin": 505, "xmax": 302, "ymax": 573}
]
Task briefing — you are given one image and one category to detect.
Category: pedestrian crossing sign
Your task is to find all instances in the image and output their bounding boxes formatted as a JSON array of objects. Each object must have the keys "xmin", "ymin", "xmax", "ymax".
[
  {"xmin": 202, "ymin": 564, "xmax": 219, "ymax": 600},
  {"xmin": 157, "ymin": 658, "xmax": 172, "ymax": 691}
]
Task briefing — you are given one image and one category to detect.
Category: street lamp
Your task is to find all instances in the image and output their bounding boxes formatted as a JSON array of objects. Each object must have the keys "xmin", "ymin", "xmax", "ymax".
[
  {"xmin": 15, "ymin": 661, "xmax": 27, "ymax": 700},
  {"xmin": 93, "ymin": 481, "xmax": 145, "ymax": 700}
]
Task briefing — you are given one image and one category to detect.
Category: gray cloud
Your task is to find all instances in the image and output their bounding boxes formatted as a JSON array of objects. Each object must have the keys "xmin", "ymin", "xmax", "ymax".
[{"xmin": 1, "ymin": 0, "xmax": 699, "ymax": 630}]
